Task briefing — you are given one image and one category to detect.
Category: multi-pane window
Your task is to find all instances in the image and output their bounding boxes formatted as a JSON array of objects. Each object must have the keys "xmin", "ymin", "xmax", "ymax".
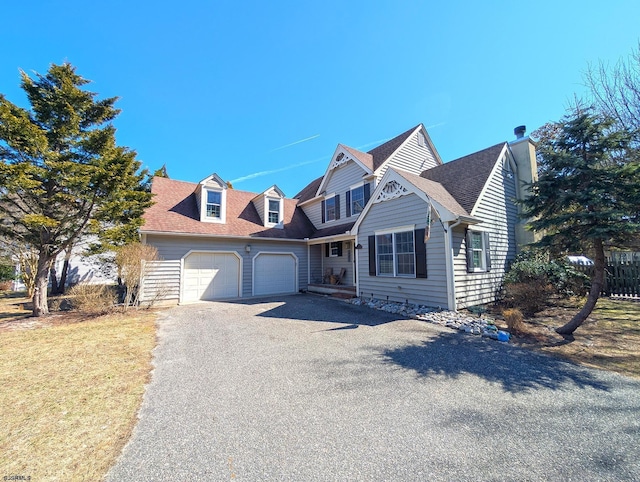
[
  {"xmin": 376, "ymin": 231, "xmax": 415, "ymax": 277},
  {"xmin": 350, "ymin": 185, "xmax": 365, "ymax": 215},
  {"xmin": 206, "ymin": 190, "xmax": 221, "ymax": 218},
  {"xmin": 395, "ymin": 231, "xmax": 415, "ymax": 276},
  {"xmin": 330, "ymin": 241, "xmax": 340, "ymax": 257},
  {"xmin": 471, "ymin": 231, "xmax": 485, "ymax": 270},
  {"xmin": 325, "ymin": 196, "xmax": 336, "ymax": 221},
  {"xmin": 268, "ymin": 199, "xmax": 280, "ymax": 224}
]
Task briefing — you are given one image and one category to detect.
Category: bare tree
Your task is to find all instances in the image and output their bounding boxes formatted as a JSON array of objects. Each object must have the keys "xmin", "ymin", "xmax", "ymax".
[{"xmin": 585, "ymin": 42, "xmax": 640, "ymax": 136}]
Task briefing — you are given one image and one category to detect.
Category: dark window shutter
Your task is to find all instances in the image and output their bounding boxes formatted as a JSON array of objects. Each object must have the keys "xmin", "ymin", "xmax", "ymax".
[
  {"xmin": 415, "ymin": 228, "xmax": 427, "ymax": 278},
  {"xmin": 346, "ymin": 190, "xmax": 351, "ymax": 217},
  {"xmin": 335, "ymin": 194, "xmax": 341, "ymax": 220},
  {"xmin": 484, "ymin": 232, "xmax": 492, "ymax": 272},
  {"xmin": 321, "ymin": 200, "xmax": 326, "ymax": 223},
  {"xmin": 368, "ymin": 235, "xmax": 376, "ymax": 276},
  {"xmin": 337, "ymin": 241, "xmax": 343, "ymax": 257},
  {"xmin": 363, "ymin": 182, "xmax": 371, "ymax": 205},
  {"xmin": 325, "ymin": 243, "xmax": 329, "ymax": 257},
  {"xmin": 465, "ymin": 229, "xmax": 474, "ymax": 273}
]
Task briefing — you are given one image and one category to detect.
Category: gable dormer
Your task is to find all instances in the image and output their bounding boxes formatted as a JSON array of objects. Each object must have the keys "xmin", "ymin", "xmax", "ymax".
[
  {"xmin": 195, "ymin": 173, "xmax": 227, "ymax": 223},
  {"xmin": 252, "ymin": 185, "xmax": 285, "ymax": 229},
  {"xmin": 314, "ymin": 144, "xmax": 374, "ymax": 197}
]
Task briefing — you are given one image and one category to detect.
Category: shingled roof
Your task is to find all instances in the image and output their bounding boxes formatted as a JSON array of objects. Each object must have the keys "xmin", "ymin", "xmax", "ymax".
[
  {"xmin": 293, "ymin": 175, "xmax": 323, "ymax": 202},
  {"xmin": 294, "ymin": 126, "xmax": 420, "ymax": 202},
  {"xmin": 142, "ymin": 177, "xmax": 315, "ymax": 239},
  {"xmin": 394, "ymin": 169, "xmax": 469, "ymax": 217},
  {"xmin": 367, "ymin": 124, "xmax": 420, "ymax": 171},
  {"xmin": 420, "ymin": 143, "xmax": 506, "ymax": 214}
]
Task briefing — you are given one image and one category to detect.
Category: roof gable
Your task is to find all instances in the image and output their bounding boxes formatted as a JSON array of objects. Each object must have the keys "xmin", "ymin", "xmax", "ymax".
[
  {"xmin": 352, "ymin": 167, "xmax": 473, "ymax": 235},
  {"xmin": 420, "ymin": 143, "xmax": 507, "ymax": 213},
  {"xmin": 314, "ymin": 144, "xmax": 374, "ymax": 196}
]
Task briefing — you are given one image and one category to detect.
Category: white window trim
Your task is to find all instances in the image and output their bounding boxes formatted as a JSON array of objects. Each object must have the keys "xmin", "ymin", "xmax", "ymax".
[
  {"xmin": 265, "ymin": 196, "xmax": 283, "ymax": 228},
  {"xmin": 375, "ymin": 228, "xmax": 416, "ymax": 278},
  {"xmin": 469, "ymin": 230, "xmax": 487, "ymax": 272},
  {"xmin": 201, "ymin": 187, "xmax": 226, "ymax": 224},
  {"xmin": 349, "ymin": 183, "xmax": 366, "ymax": 216},
  {"xmin": 329, "ymin": 241, "xmax": 340, "ymax": 257},
  {"xmin": 325, "ymin": 193, "xmax": 337, "ymax": 222}
]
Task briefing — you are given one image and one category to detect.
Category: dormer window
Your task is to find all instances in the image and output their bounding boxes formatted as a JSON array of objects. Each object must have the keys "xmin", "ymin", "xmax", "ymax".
[
  {"xmin": 268, "ymin": 199, "xmax": 280, "ymax": 224},
  {"xmin": 206, "ymin": 190, "xmax": 222, "ymax": 219}
]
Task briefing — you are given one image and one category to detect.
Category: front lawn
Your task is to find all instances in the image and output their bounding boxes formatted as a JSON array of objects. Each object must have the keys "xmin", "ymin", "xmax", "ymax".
[
  {"xmin": 503, "ymin": 297, "xmax": 640, "ymax": 379},
  {"xmin": 0, "ymin": 293, "xmax": 156, "ymax": 480}
]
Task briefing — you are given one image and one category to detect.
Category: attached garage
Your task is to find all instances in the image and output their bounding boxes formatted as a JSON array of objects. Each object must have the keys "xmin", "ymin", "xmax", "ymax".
[
  {"xmin": 253, "ymin": 252, "xmax": 298, "ymax": 296},
  {"xmin": 182, "ymin": 251, "xmax": 241, "ymax": 302}
]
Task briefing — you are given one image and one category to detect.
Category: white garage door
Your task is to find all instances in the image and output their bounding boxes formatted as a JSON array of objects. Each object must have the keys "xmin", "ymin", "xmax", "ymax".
[
  {"xmin": 254, "ymin": 253, "xmax": 297, "ymax": 296},
  {"xmin": 183, "ymin": 252, "xmax": 240, "ymax": 302}
]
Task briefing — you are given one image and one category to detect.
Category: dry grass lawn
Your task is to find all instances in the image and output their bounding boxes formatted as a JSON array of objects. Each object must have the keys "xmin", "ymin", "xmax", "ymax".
[
  {"xmin": 0, "ymin": 293, "xmax": 157, "ymax": 481},
  {"xmin": 495, "ymin": 297, "xmax": 640, "ymax": 379}
]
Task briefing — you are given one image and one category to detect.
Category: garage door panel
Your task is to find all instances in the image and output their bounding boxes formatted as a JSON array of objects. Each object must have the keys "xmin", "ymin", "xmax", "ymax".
[
  {"xmin": 254, "ymin": 253, "xmax": 296, "ymax": 296},
  {"xmin": 183, "ymin": 252, "xmax": 240, "ymax": 302}
]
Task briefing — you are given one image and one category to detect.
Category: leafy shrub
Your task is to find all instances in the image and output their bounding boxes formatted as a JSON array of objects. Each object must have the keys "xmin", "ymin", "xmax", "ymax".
[
  {"xmin": 504, "ymin": 249, "xmax": 590, "ymax": 315},
  {"xmin": 0, "ymin": 258, "xmax": 14, "ymax": 282},
  {"xmin": 503, "ymin": 281, "xmax": 555, "ymax": 316},
  {"xmin": 502, "ymin": 308, "xmax": 525, "ymax": 333},
  {"xmin": 66, "ymin": 284, "xmax": 116, "ymax": 315}
]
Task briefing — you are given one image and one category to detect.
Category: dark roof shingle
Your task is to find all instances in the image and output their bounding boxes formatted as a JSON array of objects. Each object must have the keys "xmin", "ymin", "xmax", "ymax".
[
  {"xmin": 368, "ymin": 125, "xmax": 420, "ymax": 171},
  {"xmin": 420, "ymin": 143, "xmax": 506, "ymax": 213},
  {"xmin": 142, "ymin": 177, "xmax": 315, "ymax": 239}
]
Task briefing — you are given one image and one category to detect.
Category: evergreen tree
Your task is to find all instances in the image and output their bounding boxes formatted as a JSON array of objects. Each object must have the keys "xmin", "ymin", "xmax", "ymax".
[
  {"xmin": 0, "ymin": 63, "xmax": 153, "ymax": 316},
  {"xmin": 524, "ymin": 106, "xmax": 640, "ymax": 335}
]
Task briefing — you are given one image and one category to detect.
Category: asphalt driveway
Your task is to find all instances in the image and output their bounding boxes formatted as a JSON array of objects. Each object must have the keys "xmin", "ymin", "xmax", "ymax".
[{"xmin": 108, "ymin": 294, "xmax": 640, "ymax": 481}]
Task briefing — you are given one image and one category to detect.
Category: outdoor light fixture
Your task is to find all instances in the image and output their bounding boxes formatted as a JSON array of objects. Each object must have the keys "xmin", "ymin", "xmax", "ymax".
[
  {"xmin": 245, "ymin": 244, "xmax": 251, "ymax": 253},
  {"xmin": 355, "ymin": 244, "xmax": 363, "ymax": 249}
]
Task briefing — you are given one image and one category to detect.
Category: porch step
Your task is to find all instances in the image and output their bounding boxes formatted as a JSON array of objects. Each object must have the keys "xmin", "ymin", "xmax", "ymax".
[{"xmin": 330, "ymin": 291, "xmax": 357, "ymax": 300}]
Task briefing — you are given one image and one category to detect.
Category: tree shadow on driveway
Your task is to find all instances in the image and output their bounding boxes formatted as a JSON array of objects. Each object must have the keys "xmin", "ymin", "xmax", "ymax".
[
  {"xmin": 228, "ymin": 294, "xmax": 402, "ymax": 327},
  {"xmin": 382, "ymin": 330, "xmax": 614, "ymax": 394}
]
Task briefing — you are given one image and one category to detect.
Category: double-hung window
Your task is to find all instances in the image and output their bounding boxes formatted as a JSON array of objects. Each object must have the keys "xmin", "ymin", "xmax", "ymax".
[
  {"xmin": 350, "ymin": 185, "xmax": 365, "ymax": 215},
  {"xmin": 325, "ymin": 196, "xmax": 336, "ymax": 222},
  {"xmin": 376, "ymin": 230, "xmax": 415, "ymax": 277},
  {"xmin": 466, "ymin": 230, "xmax": 491, "ymax": 272},
  {"xmin": 268, "ymin": 199, "xmax": 280, "ymax": 224},
  {"xmin": 206, "ymin": 190, "xmax": 222, "ymax": 219}
]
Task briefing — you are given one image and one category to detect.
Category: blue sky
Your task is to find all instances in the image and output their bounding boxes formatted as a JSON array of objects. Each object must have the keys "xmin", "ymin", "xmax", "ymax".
[{"xmin": 2, "ymin": 1, "xmax": 639, "ymax": 196}]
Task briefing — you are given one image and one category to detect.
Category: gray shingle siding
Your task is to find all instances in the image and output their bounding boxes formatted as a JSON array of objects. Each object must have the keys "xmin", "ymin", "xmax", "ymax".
[
  {"xmin": 356, "ymin": 193, "xmax": 449, "ymax": 308},
  {"xmin": 453, "ymin": 159, "xmax": 519, "ymax": 308}
]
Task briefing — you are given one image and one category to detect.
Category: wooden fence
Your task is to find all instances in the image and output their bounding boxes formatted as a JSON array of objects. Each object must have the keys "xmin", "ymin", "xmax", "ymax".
[{"xmin": 575, "ymin": 261, "xmax": 640, "ymax": 298}]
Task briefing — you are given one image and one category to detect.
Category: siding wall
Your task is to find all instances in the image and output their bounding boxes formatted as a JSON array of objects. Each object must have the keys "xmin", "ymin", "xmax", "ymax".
[
  {"xmin": 376, "ymin": 133, "xmax": 441, "ymax": 180},
  {"xmin": 301, "ymin": 160, "xmax": 369, "ymax": 229},
  {"xmin": 144, "ymin": 234, "xmax": 308, "ymax": 300},
  {"xmin": 252, "ymin": 195, "xmax": 265, "ymax": 224},
  {"xmin": 309, "ymin": 244, "xmax": 323, "ymax": 284},
  {"xmin": 320, "ymin": 240, "xmax": 355, "ymax": 286},
  {"xmin": 357, "ymin": 193, "xmax": 449, "ymax": 308},
  {"xmin": 453, "ymin": 159, "xmax": 519, "ymax": 308},
  {"xmin": 140, "ymin": 260, "xmax": 181, "ymax": 303}
]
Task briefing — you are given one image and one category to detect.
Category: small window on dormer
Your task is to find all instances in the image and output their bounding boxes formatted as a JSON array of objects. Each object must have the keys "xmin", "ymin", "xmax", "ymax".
[
  {"xmin": 206, "ymin": 190, "xmax": 222, "ymax": 219},
  {"xmin": 417, "ymin": 132, "xmax": 426, "ymax": 147},
  {"xmin": 268, "ymin": 199, "xmax": 280, "ymax": 224}
]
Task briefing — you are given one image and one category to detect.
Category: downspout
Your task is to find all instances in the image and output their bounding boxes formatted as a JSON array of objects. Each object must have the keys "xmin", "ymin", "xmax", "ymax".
[
  {"xmin": 444, "ymin": 218, "xmax": 463, "ymax": 311},
  {"xmin": 354, "ymin": 234, "xmax": 359, "ymax": 298},
  {"xmin": 305, "ymin": 238, "xmax": 310, "ymax": 287}
]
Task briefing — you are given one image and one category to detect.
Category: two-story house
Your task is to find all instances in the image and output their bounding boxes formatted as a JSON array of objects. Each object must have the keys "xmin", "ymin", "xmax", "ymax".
[{"xmin": 139, "ymin": 123, "xmax": 537, "ymax": 310}]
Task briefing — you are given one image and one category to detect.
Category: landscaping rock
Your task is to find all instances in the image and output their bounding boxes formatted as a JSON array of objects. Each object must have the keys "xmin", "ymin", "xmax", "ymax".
[{"xmin": 350, "ymin": 297, "xmax": 511, "ymax": 343}]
